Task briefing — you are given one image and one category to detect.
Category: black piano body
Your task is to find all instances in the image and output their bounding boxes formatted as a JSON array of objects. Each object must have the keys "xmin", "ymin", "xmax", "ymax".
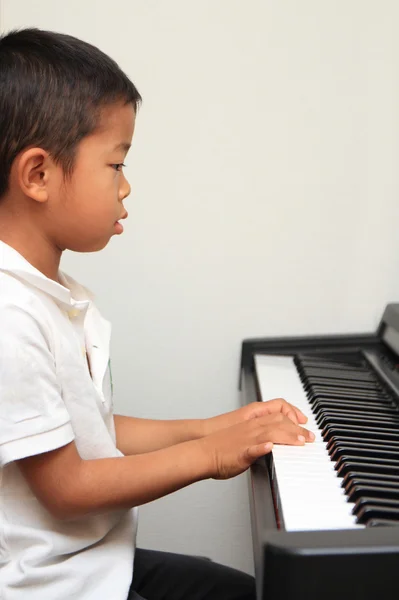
[{"xmin": 240, "ymin": 303, "xmax": 399, "ymax": 600}]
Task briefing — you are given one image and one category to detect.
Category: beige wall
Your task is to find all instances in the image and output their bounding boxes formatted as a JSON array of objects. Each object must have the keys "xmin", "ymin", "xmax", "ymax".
[{"xmin": 2, "ymin": 0, "xmax": 399, "ymax": 574}]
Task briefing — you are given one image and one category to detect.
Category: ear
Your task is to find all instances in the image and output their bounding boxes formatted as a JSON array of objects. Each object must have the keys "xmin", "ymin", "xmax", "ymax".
[{"xmin": 16, "ymin": 148, "xmax": 54, "ymax": 203}]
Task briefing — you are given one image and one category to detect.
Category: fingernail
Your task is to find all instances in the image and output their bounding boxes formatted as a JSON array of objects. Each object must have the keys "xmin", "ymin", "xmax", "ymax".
[
  {"xmin": 264, "ymin": 442, "xmax": 273, "ymax": 452},
  {"xmin": 298, "ymin": 435, "xmax": 306, "ymax": 443},
  {"xmin": 309, "ymin": 431, "xmax": 316, "ymax": 441}
]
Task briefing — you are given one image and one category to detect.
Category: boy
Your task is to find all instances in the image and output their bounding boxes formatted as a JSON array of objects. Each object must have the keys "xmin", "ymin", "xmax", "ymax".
[{"xmin": 0, "ymin": 29, "xmax": 314, "ymax": 600}]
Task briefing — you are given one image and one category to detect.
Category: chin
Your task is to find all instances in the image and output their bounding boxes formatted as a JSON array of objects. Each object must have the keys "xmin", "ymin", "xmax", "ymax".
[{"xmin": 67, "ymin": 236, "xmax": 111, "ymax": 253}]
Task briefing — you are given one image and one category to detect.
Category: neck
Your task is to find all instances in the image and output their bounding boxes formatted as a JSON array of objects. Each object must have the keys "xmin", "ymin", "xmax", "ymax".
[{"xmin": 0, "ymin": 215, "xmax": 62, "ymax": 282}]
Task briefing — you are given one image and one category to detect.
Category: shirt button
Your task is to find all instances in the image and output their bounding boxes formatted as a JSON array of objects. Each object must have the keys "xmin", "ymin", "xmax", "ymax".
[{"xmin": 67, "ymin": 308, "xmax": 80, "ymax": 318}]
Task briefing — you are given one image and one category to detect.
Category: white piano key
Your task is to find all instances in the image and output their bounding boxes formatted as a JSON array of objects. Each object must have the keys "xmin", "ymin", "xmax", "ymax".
[{"xmin": 254, "ymin": 354, "xmax": 362, "ymax": 532}]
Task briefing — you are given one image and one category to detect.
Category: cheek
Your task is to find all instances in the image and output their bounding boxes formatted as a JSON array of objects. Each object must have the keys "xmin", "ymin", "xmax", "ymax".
[
  {"xmin": 69, "ymin": 171, "xmax": 118, "ymax": 212},
  {"xmin": 49, "ymin": 167, "xmax": 120, "ymax": 251},
  {"xmin": 91, "ymin": 169, "xmax": 120, "ymax": 198}
]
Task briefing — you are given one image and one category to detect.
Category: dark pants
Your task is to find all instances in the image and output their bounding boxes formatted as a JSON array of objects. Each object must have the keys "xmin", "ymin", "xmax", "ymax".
[{"xmin": 128, "ymin": 548, "xmax": 256, "ymax": 600}]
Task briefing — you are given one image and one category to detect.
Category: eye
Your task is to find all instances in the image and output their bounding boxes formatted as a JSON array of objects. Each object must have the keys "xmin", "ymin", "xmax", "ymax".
[{"xmin": 111, "ymin": 163, "xmax": 126, "ymax": 172}]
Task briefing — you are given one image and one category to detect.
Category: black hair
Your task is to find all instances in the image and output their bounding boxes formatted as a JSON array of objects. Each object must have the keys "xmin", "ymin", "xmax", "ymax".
[{"xmin": 0, "ymin": 28, "xmax": 141, "ymax": 198}]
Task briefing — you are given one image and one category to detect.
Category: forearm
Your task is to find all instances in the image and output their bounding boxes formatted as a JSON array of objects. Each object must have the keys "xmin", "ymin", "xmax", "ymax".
[
  {"xmin": 20, "ymin": 438, "xmax": 211, "ymax": 520},
  {"xmin": 77, "ymin": 441, "xmax": 210, "ymax": 515},
  {"xmin": 114, "ymin": 414, "xmax": 206, "ymax": 455}
]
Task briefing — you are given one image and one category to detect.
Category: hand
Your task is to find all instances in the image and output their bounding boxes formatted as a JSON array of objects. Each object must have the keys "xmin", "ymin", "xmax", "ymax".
[
  {"xmin": 198, "ymin": 413, "xmax": 315, "ymax": 480},
  {"xmin": 203, "ymin": 398, "xmax": 308, "ymax": 437}
]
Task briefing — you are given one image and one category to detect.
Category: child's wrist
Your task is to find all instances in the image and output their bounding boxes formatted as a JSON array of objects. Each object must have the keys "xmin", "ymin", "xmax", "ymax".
[{"xmin": 191, "ymin": 437, "xmax": 216, "ymax": 480}]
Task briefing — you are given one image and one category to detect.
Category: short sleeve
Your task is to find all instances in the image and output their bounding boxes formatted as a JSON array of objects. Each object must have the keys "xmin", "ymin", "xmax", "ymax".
[{"xmin": 0, "ymin": 302, "xmax": 74, "ymax": 466}]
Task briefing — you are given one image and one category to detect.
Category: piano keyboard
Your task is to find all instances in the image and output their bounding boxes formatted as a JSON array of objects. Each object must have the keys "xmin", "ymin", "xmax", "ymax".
[{"xmin": 255, "ymin": 353, "xmax": 399, "ymax": 532}]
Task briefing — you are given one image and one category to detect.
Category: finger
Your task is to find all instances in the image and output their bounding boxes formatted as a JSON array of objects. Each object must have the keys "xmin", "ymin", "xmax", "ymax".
[
  {"xmin": 263, "ymin": 398, "xmax": 293, "ymax": 421},
  {"xmin": 285, "ymin": 407, "xmax": 299, "ymax": 424},
  {"xmin": 298, "ymin": 426, "xmax": 315, "ymax": 442},
  {"xmin": 266, "ymin": 399, "xmax": 307, "ymax": 425},
  {"xmin": 245, "ymin": 442, "xmax": 274, "ymax": 461},
  {"xmin": 272, "ymin": 432, "xmax": 308, "ymax": 446},
  {"xmin": 281, "ymin": 401, "xmax": 308, "ymax": 424},
  {"xmin": 265, "ymin": 398, "xmax": 286, "ymax": 411},
  {"xmin": 293, "ymin": 406, "xmax": 308, "ymax": 424},
  {"xmin": 267, "ymin": 423, "xmax": 315, "ymax": 446}
]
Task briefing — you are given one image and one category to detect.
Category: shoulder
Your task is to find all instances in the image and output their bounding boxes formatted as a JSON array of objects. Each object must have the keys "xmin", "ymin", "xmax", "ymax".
[
  {"xmin": 0, "ymin": 272, "xmax": 54, "ymax": 339},
  {"xmin": 0, "ymin": 271, "xmax": 45, "ymax": 310}
]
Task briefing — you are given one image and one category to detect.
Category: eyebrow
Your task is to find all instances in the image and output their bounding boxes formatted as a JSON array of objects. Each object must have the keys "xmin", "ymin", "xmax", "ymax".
[{"xmin": 113, "ymin": 142, "xmax": 131, "ymax": 152}]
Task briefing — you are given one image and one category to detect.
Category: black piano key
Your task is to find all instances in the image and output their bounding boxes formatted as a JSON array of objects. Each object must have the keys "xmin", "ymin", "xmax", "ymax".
[
  {"xmin": 329, "ymin": 439, "xmax": 399, "ymax": 455},
  {"xmin": 348, "ymin": 484, "xmax": 399, "ymax": 503},
  {"xmin": 309, "ymin": 383, "xmax": 391, "ymax": 395},
  {"xmin": 329, "ymin": 445, "xmax": 399, "ymax": 462},
  {"xmin": 335, "ymin": 454, "xmax": 399, "ymax": 470},
  {"xmin": 322, "ymin": 424, "xmax": 399, "ymax": 442},
  {"xmin": 303, "ymin": 378, "xmax": 382, "ymax": 391},
  {"xmin": 368, "ymin": 518, "xmax": 399, "ymax": 526},
  {"xmin": 356, "ymin": 505, "xmax": 399, "ymax": 524},
  {"xmin": 315, "ymin": 408, "xmax": 399, "ymax": 422},
  {"xmin": 356, "ymin": 496, "xmax": 399, "ymax": 507},
  {"xmin": 353, "ymin": 496, "xmax": 399, "ymax": 514},
  {"xmin": 318, "ymin": 414, "xmax": 399, "ymax": 429},
  {"xmin": 309, "ymin": 388, "xmax": 391, "ymax": 401},
  {"xmin": 302, "ymin": 375, "xmax": 377, "ymax": 386},
  {"xmin": 327, "ymin": 435, "xmax": 399, "ymax": 452},
  {"xmin": 318, "ymin": 415, "xmax": 399, "ymax": 432},
  {"xmin": 344, "ymin": 476, "xmax": 399, "ymax": 496},
  {"xmin": 296, "ymin": 355, "xmax": 367, "ymax": 369},
  {"xmin": 303, "ymin": 367, "xmax": 370, "ymax": 377},
  {"xmin": 314, "ymin": 396, "xmax": 393, "ymax": 407},
  {"xmin": 342, "ymin": 471, "xmax": 399, "ymax": 489},
  {"xmin": 335, "ymin": 457, "xmax": 399, "ymax": 477},
  {"xmin": 299, "ymin": 367, "xmax": 376, "ymax": 382},
  {"xmin": 313, "ymin": 399, "xmax": 398, "ymax": 414},
  {"xmin": 314, "ymin": 373, "xmax": 379, "ymax": 383},
  {"xmin": 297, "ymin": 358, "xmax": 367, "ymax": 369},
  {"xmin": 320, "ymin": 412, "xmax": 399, "ymax": 428}
]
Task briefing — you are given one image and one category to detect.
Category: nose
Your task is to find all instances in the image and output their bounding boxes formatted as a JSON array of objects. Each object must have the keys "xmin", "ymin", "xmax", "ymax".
[{"xmin": 119, "ymin": 172, "xmax": 131, "ymax": 202}]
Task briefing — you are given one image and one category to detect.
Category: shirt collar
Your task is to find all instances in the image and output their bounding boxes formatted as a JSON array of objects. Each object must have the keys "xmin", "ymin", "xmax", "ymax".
[{"xmin": 0, "ymin": 241, "xmax": 92, "ymax": 310}]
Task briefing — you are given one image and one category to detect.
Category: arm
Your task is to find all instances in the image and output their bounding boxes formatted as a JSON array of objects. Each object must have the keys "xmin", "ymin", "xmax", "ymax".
[
  {"xmin": 114, "ymin": 398, "xmax": 309, "ymax": 455},
  {"xmin": 6, "ymin": 304, "xmax": 314, "ymax": 521},
  {"xmin": 18, "ymin": 413, "xmax": 314, "ymax": 521},
  {"xmin": 113, "ymin": 414, "xmax": 206, "ymax": 455},
  {"xmin": 18, "ymin": 438, "xmax": 210, "ymax": 520}
]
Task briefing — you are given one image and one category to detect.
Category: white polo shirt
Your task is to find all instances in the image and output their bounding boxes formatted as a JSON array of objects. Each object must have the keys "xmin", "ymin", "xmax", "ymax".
[{"xmin": 0, "ymin": 241, "xmax": 138, "ymax": 600}]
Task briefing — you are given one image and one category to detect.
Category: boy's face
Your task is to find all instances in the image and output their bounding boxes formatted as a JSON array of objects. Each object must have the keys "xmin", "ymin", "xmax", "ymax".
[{"xmin": 47, "ymin": 101, "xmax": 135, "ymax": 253}]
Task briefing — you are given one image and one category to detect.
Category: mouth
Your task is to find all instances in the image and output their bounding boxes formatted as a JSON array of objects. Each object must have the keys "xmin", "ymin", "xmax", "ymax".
[
  {"xmin": 114, "ymin": 220, "xmax": 124, "ymax": 234},
  {"xmin": 114, "ymin": 211, "xmax": 128, "ymax": 234}
]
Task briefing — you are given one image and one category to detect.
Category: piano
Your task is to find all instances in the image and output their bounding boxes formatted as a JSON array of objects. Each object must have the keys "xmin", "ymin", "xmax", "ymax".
[{"xmin": 240, "ymin": 303, "xmax": 399, "ymax": 600}]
